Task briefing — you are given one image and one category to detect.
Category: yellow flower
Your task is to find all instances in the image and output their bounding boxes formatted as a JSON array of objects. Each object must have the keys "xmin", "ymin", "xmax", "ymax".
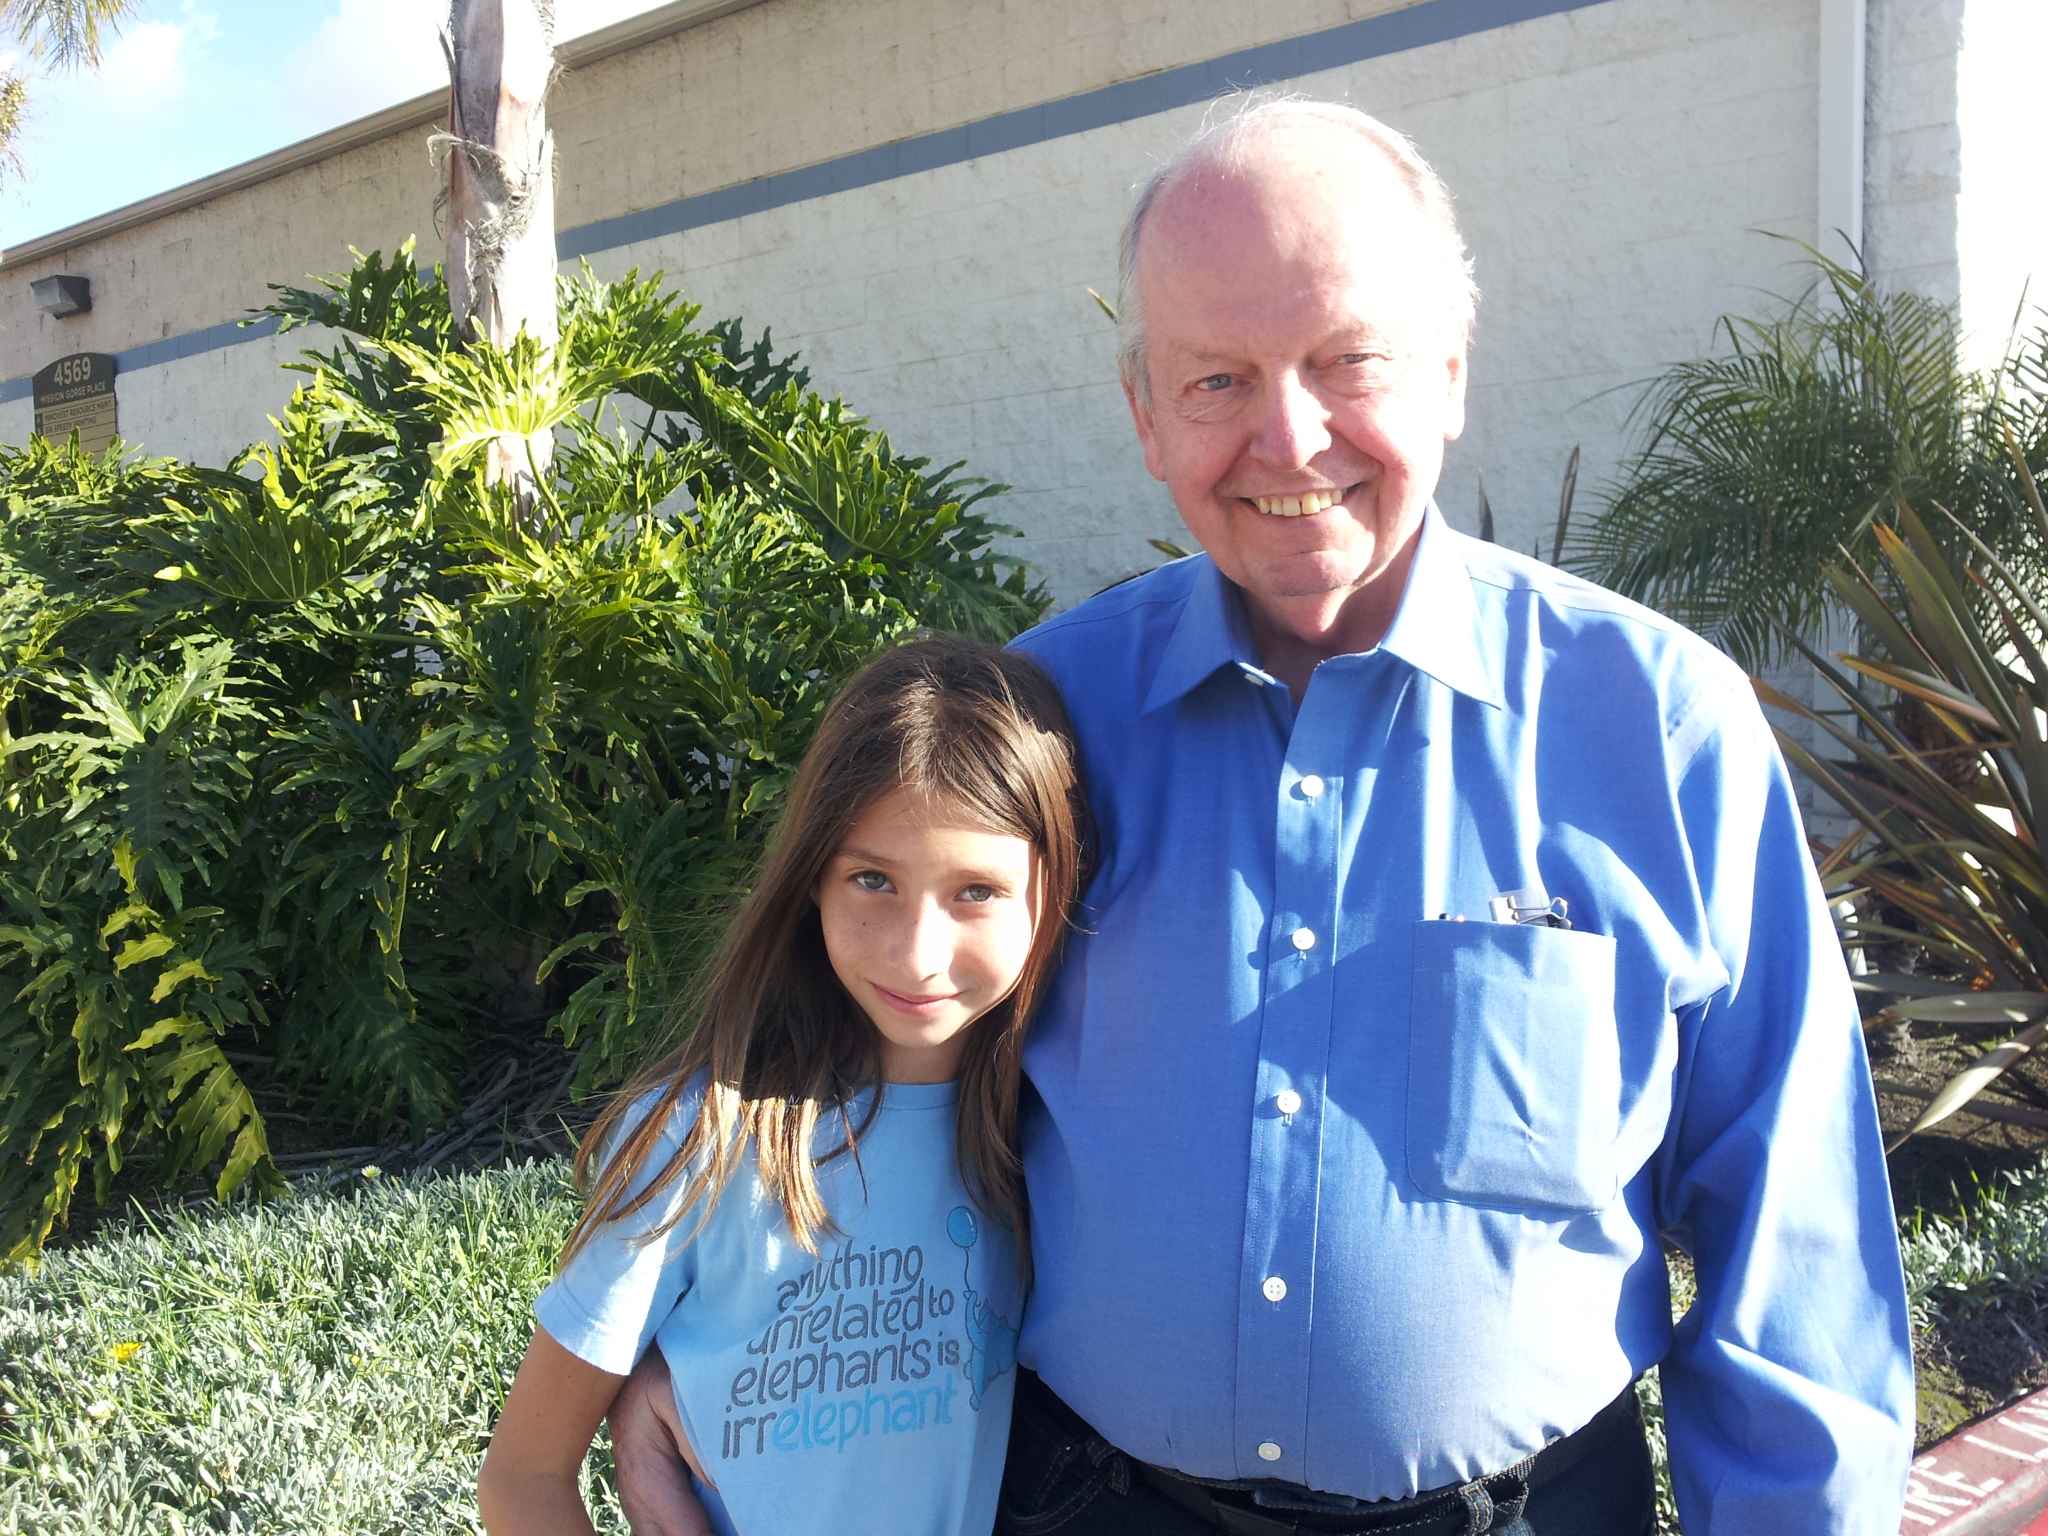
[{"xmin": 109, "ymin": 1341, "xmax": 142, "ymax": 1365}]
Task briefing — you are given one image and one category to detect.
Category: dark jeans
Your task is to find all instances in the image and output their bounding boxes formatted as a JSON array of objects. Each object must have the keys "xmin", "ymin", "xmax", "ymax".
[{"xmin": 995, "ymin": 1371, "xmax": 1656, "ymax": 1536}]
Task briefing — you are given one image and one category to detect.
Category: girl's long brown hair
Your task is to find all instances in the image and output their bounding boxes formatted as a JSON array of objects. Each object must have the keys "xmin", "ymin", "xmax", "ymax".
[{"xmin": 561, "ymin": 633, "xmax": 1086, "ymax": 1278}]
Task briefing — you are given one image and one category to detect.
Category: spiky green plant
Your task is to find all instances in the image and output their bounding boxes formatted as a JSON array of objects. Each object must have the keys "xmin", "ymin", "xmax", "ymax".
[
  {"xmin": 1758, "ymin": 451, "xmax": 2048, "ymax": 1146},
  {"xmin": 0, "ymin": 242, "xmax": 1047, "ymax": 1263}
]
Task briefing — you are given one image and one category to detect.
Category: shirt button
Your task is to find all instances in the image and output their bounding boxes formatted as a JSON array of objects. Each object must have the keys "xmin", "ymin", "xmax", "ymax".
[
  {"xmin": 1257, "ymin": 1442, "xmax": 1283, "ymax": 1462},
  {"xmin": 1261, "ymin": 1275, "xmax": 1287, "ymax": 1303},
  {"xmin": 1291, "ymin": 926, "xmax": 1316, "ymax": 952},
  {"xmin": 1274, "ymin": 1089, "xmax": 1303, "ymax": 1116},
  {"xmin": 1298, "ymin": 773, "xmax": 1325, "ymax": 798}
]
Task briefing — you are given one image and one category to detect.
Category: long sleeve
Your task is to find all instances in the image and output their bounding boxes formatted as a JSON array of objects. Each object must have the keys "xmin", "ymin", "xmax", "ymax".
[{"xmin": 1655, "ymin": 688, "xmax": 1914, "ymax": 1532}]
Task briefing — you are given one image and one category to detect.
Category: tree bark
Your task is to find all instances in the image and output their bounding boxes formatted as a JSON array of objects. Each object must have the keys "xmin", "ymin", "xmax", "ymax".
[{"xmin": 443, "ymin": 0, "xmax": 559, "ymax": 492}]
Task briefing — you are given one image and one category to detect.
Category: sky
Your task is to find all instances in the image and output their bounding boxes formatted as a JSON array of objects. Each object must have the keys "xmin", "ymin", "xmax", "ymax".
[{"xmin": 0, "ymin": 0, "xmax": 671, "ymax": 250}]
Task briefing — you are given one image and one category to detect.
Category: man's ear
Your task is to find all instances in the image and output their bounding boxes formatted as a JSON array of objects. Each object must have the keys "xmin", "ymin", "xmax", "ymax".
[
  {"xmin": 1441, "ymin": 349, "xmax": 1469, "ymax": 443},
  {"xmin": 1124, "ymin": 377, "xmax": 1168, "ymax": 483}
]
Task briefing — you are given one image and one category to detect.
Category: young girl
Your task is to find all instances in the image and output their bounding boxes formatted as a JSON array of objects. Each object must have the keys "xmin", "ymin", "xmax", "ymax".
[{"xmin": 479, "ymin": 634, "xmax": 1088, "ymax": 1536}]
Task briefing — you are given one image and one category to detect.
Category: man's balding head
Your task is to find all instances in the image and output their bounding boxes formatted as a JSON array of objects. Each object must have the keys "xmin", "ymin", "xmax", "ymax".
[
  {"xmin": 1113, "ymin": 95, "xmax": 1475, "ymax": 678},
  {"xmin": 1116, "ymin": 98, "xmax": 1478, "ymax": 402}
]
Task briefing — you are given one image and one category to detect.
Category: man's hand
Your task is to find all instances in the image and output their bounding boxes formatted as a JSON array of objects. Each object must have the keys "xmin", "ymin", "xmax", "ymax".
[{"xmin": 607, "ymin": 1348, "xmax": 715, "ymax": 1536}]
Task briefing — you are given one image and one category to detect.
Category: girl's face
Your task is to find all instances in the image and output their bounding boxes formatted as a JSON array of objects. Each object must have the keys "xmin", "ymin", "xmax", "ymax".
[{"xmin": 816, "ymin": 786, "xmax": 1041, "ymax": 1084}]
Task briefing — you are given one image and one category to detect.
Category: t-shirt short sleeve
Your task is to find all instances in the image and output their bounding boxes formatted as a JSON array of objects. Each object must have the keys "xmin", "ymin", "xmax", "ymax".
[{"xmin": 535, "ymin": 1085, "xmax": 706, "ymax": 1376}]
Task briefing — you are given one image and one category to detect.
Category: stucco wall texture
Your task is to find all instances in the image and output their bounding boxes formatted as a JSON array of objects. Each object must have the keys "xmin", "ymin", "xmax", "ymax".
[{"xmin": 0, "ymin": 0, "xmax": 1992, "ymax": 607}]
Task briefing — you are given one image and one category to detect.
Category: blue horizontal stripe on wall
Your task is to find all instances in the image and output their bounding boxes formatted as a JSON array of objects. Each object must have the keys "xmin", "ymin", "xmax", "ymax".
[
  {"xmin": 3, "ymin": 311, "xmax": 281, "ymax": 402},
  {"xmin": 1, "ymin": 0, "xmax": 1609, "ymax": 404}
]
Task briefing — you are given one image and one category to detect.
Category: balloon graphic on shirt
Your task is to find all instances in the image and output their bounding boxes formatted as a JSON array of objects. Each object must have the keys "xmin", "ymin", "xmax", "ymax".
[{"xmin": 948, "ymin": 1204, "xmax": 1017, "ymax": 1411}]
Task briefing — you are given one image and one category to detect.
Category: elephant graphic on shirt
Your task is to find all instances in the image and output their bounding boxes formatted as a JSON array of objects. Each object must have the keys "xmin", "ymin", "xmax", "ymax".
[{"xmin": 947, "ymin": 1205, "xmax": 1017, "ymax": 1411}]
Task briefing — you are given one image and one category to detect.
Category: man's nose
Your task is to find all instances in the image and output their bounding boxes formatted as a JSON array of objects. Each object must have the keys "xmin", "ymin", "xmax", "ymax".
[{"xmin": 1251, "ymin": 371, "xmax": 1331, "ymax": 468}]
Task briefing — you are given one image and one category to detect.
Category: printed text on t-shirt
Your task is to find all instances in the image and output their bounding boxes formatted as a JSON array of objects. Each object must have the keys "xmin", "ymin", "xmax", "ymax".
[{"xmin": 720, "ymin": 1241, "xmax": 964, "ymax": 1460}]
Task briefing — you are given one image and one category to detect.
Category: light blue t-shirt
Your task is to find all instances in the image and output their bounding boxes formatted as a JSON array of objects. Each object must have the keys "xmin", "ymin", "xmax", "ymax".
[{"xmin": 535, "ymin": 1079, "xmax": 1022, "ymax": 1536}]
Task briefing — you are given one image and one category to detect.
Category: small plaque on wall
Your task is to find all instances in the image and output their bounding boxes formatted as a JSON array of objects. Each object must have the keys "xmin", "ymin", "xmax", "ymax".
[{"xmin": 33, "ymin": 352, "xmax": 118, "ymax": 455}]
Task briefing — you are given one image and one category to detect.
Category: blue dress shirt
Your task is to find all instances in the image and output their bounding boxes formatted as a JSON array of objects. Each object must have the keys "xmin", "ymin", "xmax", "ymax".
[{"xmin": 1010, "ymin": 506, "xmax": 1913, "ymax": 1533}]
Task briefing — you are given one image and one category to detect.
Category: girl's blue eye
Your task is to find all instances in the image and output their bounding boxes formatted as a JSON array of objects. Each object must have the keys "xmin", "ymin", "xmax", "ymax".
[
  {"xmin": 959, "ymin": 884, "xmax": 997, "ymax": 904},
  {"xmin": 852, "ymin": 870, "xmax": 890, "ymax": 892}
]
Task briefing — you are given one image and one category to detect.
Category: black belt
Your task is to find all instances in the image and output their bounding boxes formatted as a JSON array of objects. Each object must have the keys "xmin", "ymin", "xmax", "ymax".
[{"xmin": 1133, "ymin": 1387, "xmax": 1643, "ymax": 1536}]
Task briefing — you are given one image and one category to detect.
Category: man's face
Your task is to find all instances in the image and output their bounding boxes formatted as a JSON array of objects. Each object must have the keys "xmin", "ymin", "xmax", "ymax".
[{"xmin": 1126, "ymin": 136, "xmax": 1468, "ymax": 655}]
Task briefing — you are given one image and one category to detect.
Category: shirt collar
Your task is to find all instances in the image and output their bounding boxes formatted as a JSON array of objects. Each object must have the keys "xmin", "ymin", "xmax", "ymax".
[
  {"xmin": 1380, "ymin": 503, "xmax": 1506, "ymax": 711},
  {"xmin": 1140, "ymin": 503, "xmax": 1506, "ymax": 715},
  {"xmin": 1140, "ymin": 554, "xmax": 1265, "ymax": 714}
]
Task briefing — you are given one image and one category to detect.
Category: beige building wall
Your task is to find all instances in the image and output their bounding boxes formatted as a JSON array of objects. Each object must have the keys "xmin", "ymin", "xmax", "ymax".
[
  {"xmin": 557, "ymin": 0, "xmax": 1830, "ymax": 595},
  {"xmin": 1864, "ymin": 0, "xmax": 1963, "ymax": 308},
  {"xmin": 0, "ymin": 0, "xmax": 1937, "ymax": 605}
]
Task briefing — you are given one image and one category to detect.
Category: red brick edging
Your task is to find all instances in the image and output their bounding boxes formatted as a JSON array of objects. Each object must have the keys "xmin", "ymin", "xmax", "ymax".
[{"xmin": 1901, "ymin": 1386, "xmax": 2048, "ymax": 1533}]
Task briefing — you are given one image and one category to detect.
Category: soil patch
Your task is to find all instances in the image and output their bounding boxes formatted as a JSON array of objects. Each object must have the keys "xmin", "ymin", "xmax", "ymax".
[
  {"xmin": 42, "ymin": 1017, "xmax": 602, "ymax": 1253},
  {"xmin": 1870, "ymin": 1025, "xmax": 2048, "ymax": 1447}
]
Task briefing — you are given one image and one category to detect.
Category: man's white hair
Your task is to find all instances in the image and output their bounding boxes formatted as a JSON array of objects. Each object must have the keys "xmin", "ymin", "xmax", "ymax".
[{"xmin": 1115, "ymin": 94, "xmax": 1480, "ymax": 400}]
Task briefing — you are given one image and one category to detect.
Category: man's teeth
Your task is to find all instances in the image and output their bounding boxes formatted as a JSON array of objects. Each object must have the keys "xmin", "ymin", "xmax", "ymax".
[{"xmin": 1252, "ymin": 488, "xmax": 1346, "ymax": 517}]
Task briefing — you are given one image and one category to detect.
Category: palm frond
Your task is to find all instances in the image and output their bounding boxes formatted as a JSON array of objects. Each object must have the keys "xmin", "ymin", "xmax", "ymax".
[{"xmin": 1570, "ymin": 250, "xmax": 2048, "ymax": 671}]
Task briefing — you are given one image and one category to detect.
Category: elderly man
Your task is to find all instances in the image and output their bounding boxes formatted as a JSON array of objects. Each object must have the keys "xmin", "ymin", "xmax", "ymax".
[{"xmin": 612, "ymin": 99, "xmax": 1913, "ymax": 1534}]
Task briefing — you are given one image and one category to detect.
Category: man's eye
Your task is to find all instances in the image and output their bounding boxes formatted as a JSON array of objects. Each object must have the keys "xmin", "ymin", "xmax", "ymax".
[
  {"xmin": 852, "ymin": 870, "xmax": 891, "ymax": 893},
  {"xmin": 1336, "ymin": 352, "xmax": 1391, "ymax": 367},
  {"xmin": 1194, "ymin": 373, "xmax": 1234, "ymax": 392}
]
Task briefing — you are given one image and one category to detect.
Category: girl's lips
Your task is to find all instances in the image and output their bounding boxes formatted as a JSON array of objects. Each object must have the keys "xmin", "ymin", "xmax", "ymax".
[{"xmin": 871, "ymin": 983, "xmax": 959, "ymax": 1013}]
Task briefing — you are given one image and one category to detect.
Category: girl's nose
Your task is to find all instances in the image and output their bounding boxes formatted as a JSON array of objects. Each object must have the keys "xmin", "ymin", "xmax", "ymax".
[{"xmin": 898, "ymin": 900, "xmax": 953, "ymax": 980}]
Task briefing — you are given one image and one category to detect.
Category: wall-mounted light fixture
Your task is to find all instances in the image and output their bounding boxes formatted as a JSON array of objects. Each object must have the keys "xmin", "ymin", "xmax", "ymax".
[{"xmin": 29, "ymin": 274, "xmax": 92, "ymax": 318}]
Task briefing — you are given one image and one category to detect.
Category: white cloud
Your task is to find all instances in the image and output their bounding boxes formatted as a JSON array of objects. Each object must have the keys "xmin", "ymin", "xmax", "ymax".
[
  {"xmin": 269, "ymin": 0, "xmax": 672, "ymax": 146},
  {"xmin": 274, "ymin": 0, "xmax": 449, "ymax": 139},
  {"xmin": 27, "ymin": 3, "xmax": 220, "ymax": 116},
  {"xmin": 96, "ymin": 21, "xmax": 194, "ymax": 110}
]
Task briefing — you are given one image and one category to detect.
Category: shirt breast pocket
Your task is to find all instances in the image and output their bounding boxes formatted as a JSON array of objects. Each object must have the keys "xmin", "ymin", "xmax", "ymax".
[{"xmin": 1404, "ymin": 918, "xmax": 1622, "ymax": 1215}]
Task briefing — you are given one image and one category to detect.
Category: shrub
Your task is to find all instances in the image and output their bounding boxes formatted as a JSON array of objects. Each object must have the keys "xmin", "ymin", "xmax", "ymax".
[
  {"xmin": 1568, "ymin": 252, "xmax": 2048, "ymax": 673},
  {"xmin": 1757, "ymin": 459, "xmax": 2048, "ymax": 1143},
  {"xmin": 0, "ymin": 243, "xmax": 1047, "ymax": 1263}
]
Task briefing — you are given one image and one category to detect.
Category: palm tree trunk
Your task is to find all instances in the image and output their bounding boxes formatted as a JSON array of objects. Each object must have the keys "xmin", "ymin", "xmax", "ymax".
[{"xmin": 441, "ymin": 0, "xmax": 558, "ymax": 493}]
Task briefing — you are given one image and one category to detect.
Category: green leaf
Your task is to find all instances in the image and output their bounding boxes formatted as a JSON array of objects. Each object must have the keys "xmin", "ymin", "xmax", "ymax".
[
  {"xmin": 125, "ymin": 1016, "xmax": 192, "ymax": 1052},
  {"xmin": 112, "ymin": 934, "xmax": 175, "ymax": 972},
  {"xmin": 112, "ymin": 835, "xmax": 139, "ymax": 893},
  {"xmin": 536, "ymin": 928, "xmax": 611, "ymax": 983},
  {"xmin": 149, "ymin": 959, "xmax": 217, "ymax": 1004},
  {"xmin": 99, "ymin": 903, "xmax": 157, "ymax": 942}
]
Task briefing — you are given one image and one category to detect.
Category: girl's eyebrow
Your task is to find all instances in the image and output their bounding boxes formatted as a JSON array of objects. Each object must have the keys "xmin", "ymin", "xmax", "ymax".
[{"xmin": 833, "ymin": 845, "xmax": 897, "ymax": 866}]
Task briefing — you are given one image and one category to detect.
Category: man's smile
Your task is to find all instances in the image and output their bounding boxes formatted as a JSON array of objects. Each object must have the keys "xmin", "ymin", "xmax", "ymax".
[{"xmin": 1244, "ymin": 484, "xmax": 1360, "ymax": 517}]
